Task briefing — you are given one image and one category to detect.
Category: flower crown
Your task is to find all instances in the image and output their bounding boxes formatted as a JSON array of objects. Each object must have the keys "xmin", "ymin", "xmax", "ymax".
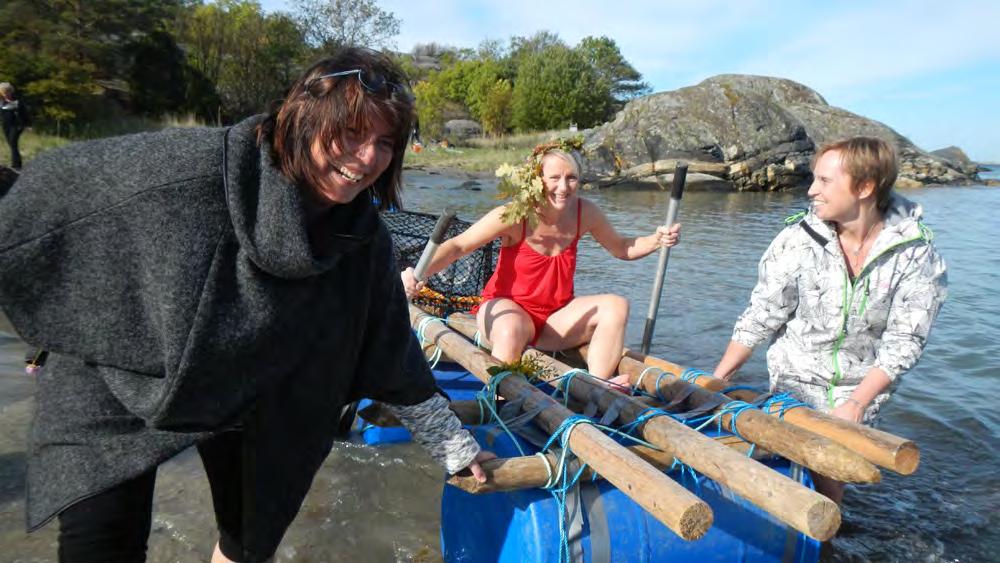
[{"xmin": 494, "ymin": 136, "xmax": 584, "ymax": 226}]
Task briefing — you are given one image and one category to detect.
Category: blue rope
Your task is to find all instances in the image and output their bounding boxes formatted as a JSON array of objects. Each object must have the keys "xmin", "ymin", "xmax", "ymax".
[
  {"xmin": 680, "ymin": 367, "xmax": 707, "ymax": 383},
  {"xmin": 760, "ymin": 392, "xmax": 811, "ymax": 419},
  {"xmin": 548, "ymin": 368, "xmax": 591, "ymax": 407},
  {"xmin": 474, "ymin": 370, "xmax": 528, "ymax": 456},
  {"xmin": 539, "ymin": 414, "xmax": 662, "ymax": 562},
  {"xmin": 715, "ymin": 400, "xmax": 756, "ymax": 441},
  {"xmin": 653, "ymin": 370, "xmax": 674, "ymax": 402},
  {"xmin": 414, "ymin": 316, "xmax": 444, "ymax": 369},
  {"xmin": 720, "ymin": 384, "xmax": 765, "ymax": 394}
]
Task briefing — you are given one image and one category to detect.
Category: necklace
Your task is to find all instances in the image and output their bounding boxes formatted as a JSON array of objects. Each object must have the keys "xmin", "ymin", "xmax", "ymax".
[{"xmin": 842, "ymin": 220, "xmax": 881, "ymax": 259}]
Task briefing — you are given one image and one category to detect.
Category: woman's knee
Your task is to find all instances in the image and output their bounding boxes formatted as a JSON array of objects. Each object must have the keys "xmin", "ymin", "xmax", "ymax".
[
  {"xmin": 488, "ymin": 318, "xmax": 533, "ymax": 348},
  {"xmin": 599, "ymin": 294, "xmax": 629, "ymax": 325}
]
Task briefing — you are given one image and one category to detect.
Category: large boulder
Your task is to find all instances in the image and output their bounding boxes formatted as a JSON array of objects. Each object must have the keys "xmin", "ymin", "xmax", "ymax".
[
  {"xmin": 582, "ymin": 74, "xmax": 979, "ymax": 190},
  {"xmin": 443, "ymin": 119, "xmax": 482, "ymax": 141}
]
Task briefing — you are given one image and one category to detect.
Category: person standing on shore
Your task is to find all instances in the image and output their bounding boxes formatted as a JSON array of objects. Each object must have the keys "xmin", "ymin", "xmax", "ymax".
[
  {"xmin": 402, "ymin": 140, "xmax": 680, "ymax": 385},
  {"xmin": 0, "ymin": 82, "xmax": 30, "ymax": 170},
  {"xmin": 712, "ymin": 136, "xmax": 947, "ymax": 503},
  {"xmin": 0, "ymin": 48, "xmax": 490, "ymax": 562}
]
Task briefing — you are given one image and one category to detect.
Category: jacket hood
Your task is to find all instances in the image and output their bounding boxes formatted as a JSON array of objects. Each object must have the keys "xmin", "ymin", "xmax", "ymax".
[{"xmin": 223, "ymin": 115, "xmax": 379, "ymax": 278}]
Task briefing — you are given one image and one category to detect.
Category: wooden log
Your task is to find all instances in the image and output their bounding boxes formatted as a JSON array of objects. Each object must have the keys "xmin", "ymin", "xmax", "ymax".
[
  {"xmin": 445, "ymin": 314, "xmax": 840, "ymax": 541},
  {"xmin": 358, "ymin": 400, "xmax": 496, "ymax": 427},
  {"xmin": 411, "ymin": 305, "xmax": 712, "ymax": 540},
  {"xmin": 448, "ymin": 437, "xmax": 770, "ymax": 494},
  {"xmin": 592, "ymin": 346, "xmax": 881, "ymax": 484},
  {"xmin": 449, "ymin": 445, "xmax": 666, "ymax": 494},
  {"xmin": 628, "ymin": 350, "xmax": 920, "ymax": 475}
]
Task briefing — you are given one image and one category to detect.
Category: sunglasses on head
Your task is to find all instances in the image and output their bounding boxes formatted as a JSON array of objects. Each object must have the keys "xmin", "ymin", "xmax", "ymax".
[{"xmin": 305, "ymin": 69, "xmax": 412, "ymax": 100}]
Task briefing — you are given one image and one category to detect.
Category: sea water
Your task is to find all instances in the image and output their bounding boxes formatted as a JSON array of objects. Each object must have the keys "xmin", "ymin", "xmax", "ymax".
[{"xmin": 1, "ymin": 169, "xmax": 997, "ymax": 561}]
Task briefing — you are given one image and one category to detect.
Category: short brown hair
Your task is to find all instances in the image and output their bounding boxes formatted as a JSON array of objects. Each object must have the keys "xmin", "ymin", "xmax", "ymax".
[
  {"xmin": 814, "ymin": 137, "xmax": 898, "ymax": 212},
  {"xmin": 259, "ymin": 48, "xmax": 414, "ymax": 211}
]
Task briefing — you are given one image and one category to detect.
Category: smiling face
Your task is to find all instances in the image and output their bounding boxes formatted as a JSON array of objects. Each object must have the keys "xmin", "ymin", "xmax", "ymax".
[
  {"xmin": 540, "ymin": 153, "xmax": 580, "ymax": 212},
  {"xmin": 808, "ymin": 149, "xmax": 864, "ymax": 223},
  {"xmin": 308, "ymin": 115, "xmax": 396, "ymax": 206}
]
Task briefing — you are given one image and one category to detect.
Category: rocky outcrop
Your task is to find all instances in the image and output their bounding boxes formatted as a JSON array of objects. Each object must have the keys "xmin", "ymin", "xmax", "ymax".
[
  {"xmin": 930, "ymin": 146, "xmax": 983, "ymax": 175},
  {"xmin": 582, "ymin": 75, "xmax": 979, "ymax": 190}
]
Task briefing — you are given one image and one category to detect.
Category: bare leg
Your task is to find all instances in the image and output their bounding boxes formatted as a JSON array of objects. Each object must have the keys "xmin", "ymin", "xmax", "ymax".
[
  {"xmin": 212, "ymin": 542, "xmax": 235, "ymax": 563},
  {"xmin": 536, "ymin": 294, "xmax": 629, "ymax": 379},
  {"xmin": 475, "ymin": 298, "xmax": 536, "ymax": 363}
]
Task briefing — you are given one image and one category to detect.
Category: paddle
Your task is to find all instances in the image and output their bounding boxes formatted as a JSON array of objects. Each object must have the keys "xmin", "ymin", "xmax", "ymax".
[
  {"xmin": 640, "ymin": 163, "xmax": 687, "ymax": 355},
  {"xmin": 413, "ymin": 207, "xmax": 456, "ymax": 282}
]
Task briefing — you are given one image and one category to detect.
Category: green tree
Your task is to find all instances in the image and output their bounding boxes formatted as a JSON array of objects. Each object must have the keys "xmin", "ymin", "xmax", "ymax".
[
  {"xmin": 479, "ymin": 79, "xmax": 513, "ymax": 137},
  {"xmin": 464, "ymin": 60, "xmax": 503, "ymax": 122},
  {"xmin": 577, "ymin": 36, "xmax": 651, "ymax": 120},
  {"xmin": 412, "ymin": 78, "xmax": 447, "ymax": 140},
  {"xmin": 511, "ymin": 45, "xmax": 606, "ymax": 132},
  {"xmin": 178, "ymin": 1, "xmax": 306, "ymax": 119},
  {"xmin": 291, "ymin": 0, "xmax": 399, "ymax": 50},
  {"xmin": 0, "ymin": 0, "xmax": 185, "ymax": 126}
]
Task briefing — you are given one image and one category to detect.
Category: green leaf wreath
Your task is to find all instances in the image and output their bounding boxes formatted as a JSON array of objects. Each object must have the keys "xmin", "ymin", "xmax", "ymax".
[{"xmin": 494, "ymin": 136, "xmax": 584, "ymax": 226}]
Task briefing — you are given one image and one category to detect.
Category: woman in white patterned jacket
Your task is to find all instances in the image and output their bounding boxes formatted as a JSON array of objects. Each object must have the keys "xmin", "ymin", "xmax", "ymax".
[{"xmin": 712, "ymin": 136, "xmax": 947, "ymax": 502}]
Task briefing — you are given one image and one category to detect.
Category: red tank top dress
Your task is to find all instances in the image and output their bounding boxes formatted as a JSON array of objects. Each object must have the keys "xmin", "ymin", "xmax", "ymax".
[{"xmin": 473, "ymin": 201, "xmax": 582, "ymax": 344}]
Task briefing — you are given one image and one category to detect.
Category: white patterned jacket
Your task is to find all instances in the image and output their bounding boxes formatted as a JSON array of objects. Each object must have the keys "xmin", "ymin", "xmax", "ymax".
[{"xmin": 732, "ymin": 193, "xmax": 947, "ymax": 423}]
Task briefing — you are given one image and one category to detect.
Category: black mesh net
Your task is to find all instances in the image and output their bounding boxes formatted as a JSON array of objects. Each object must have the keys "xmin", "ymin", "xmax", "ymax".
[{"xmin": 381, "ymin": 210, "xmax": 498, "ymax": 316}]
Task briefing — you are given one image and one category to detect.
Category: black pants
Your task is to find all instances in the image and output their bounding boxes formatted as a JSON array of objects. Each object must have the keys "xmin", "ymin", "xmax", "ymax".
[
  {"xmin": 57, "ymin": 431, "xmax": 245, "ymax": 562},
  {"xmin": 3, "ymin": 125, "xmax": 22, "ymax": 169}
]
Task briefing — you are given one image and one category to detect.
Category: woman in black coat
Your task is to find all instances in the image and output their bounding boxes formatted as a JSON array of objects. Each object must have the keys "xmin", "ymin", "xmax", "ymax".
[{"xmin": 0, "ymin": 49, "xmax": 490, "ymax": 562}]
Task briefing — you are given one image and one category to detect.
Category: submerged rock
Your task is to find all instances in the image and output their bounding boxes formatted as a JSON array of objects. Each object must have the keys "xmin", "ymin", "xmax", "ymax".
[{"xmin": 583, "ymin": 75, "xmax": 979, "ymax": 190}]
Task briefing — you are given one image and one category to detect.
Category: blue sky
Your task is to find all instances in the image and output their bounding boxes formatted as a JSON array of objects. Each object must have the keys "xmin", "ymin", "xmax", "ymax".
[{"xmin": 261, "ymin": 0, "xmax": 1000, "ymax": 162}]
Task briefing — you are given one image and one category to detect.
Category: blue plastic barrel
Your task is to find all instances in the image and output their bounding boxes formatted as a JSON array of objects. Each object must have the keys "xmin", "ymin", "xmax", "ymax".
[{"xmin": 441, "ymin": 426, "xmax": 820, "ymax": 563}]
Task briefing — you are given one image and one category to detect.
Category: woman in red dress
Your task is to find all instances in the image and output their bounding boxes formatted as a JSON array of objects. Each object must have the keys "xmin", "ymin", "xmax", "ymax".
[{"xmin": 402, "ymin": 142, "xmax": 680, "ymax": 385}]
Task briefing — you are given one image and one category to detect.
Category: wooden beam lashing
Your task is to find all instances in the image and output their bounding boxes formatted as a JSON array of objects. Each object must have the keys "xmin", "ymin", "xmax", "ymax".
[
  {"xmin": 410, "ymin": 305, "xmax": 712, "ymax": 541},
  {"xmin": 603, "ymin": 347, "xmax": 881, "ymax": 485},
  {"xmin": 628, "ymin": 350, "xmax": 920, "ymax": 475},
  {"xmin": 445, "ymin": 313, "xmax": 841, "ymax": 541}
]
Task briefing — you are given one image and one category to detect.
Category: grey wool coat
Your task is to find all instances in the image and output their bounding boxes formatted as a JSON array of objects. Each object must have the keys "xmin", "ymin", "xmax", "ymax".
[{"xmin": 0, "ymin": 115, "xmax": 448, "ymax": 556}]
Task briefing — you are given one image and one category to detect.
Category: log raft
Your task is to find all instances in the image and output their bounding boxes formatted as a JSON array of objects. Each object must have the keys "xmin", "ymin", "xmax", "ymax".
[
  {"xmin": 445, "ymin": 313, "xmax": 878, "ymax": 484},
  {"xmin": 409, "ymin": 305, "xmax": 713, "ymax": 541},
  {"xmin": 445, "ymin": 314, "xmax": 841, "ymax": 541},
  {"xmin": 629, "ymin": 350, "xmax": 920, "ymax": 475}
]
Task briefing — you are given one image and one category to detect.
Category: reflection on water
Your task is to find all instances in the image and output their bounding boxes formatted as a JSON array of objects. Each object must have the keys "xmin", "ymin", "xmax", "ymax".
[{"xmin": 1, "ymin": 171, "xmax": 997, "ymax": 561}]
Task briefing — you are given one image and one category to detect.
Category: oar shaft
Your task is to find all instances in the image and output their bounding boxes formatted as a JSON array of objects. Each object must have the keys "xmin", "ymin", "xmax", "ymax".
[
  {"xmin": 641, "ymin": 164, "xmax": 687, "ymax": 354},
  {"xmin": 413, "ymin": 208, "xmax": 456, "ymax": 281}
]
